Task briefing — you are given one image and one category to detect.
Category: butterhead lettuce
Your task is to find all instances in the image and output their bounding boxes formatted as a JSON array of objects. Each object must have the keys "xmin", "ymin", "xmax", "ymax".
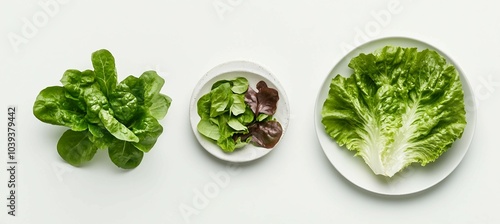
[
  {"xmin": 321, "ymin": 46, "xmax": 466, "ymax": 177},
  {"xmin": 34, "ymin": 49, "xmax": 171, "ymax": 169}
]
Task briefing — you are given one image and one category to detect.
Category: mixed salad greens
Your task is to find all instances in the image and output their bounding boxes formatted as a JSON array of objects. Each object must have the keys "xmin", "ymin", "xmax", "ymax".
[
  {"xmin": 321, "ymin": 46, "xmax": 466, "ymax": 177},
  {"xmin": 197, "ymin": 77, "xmax": 283, "ymax": 153},
  {"xmin": 33, "ymin": 49, "xmax": 171, "ymax": 169}
]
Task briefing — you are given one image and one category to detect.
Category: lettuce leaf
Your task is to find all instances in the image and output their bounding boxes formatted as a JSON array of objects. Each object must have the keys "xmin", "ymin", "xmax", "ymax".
[{"xmin": 321, "ymin": 46, "xmax": 466, "ymax": 177}]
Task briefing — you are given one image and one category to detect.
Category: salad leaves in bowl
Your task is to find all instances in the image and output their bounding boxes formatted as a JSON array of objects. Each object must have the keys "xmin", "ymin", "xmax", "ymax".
[
  {"xmin": 33, "ymin": 49, "xmax": 171, "ymax": 169},
  {"xmin": 315, "ymin": 37, "xmax": 476, "ymax": 195},
  {"xmin": 190, "ymin": 61, "xmax": 290, "ymax": 163}
]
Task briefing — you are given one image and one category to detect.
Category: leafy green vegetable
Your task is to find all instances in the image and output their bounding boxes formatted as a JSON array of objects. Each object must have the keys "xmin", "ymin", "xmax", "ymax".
[
  {"xmin": 210, "ymin": 83, "xmax": 233, "ymax": 118},
  {"xmin": 33, "ymin": 49, "xmax": 171, "ymax": 169},
  {"xmin": 57, "ymin": 130, "xmax": 98, "ymax": 166},
  {"xmin": 131, "ymin": 113, "xmax": 164, "ymax": 153},
  {"xmin": 33, "ymin": 86, "xmax": 88, "ymax": 131},
  {"xmin": 197, "ymin": 77, "xmax": 283, "ymax": 153},
  {"xmin": 108, "ymin": 140, "xmax": 144, "ymax": 169},
  {"xmin": 231, "ymin": 77, "xmax": 249, "ymax": 94},
  {"xmin": 197, "ymin": 119, "xmax": 220, "ymax": 141},
  {"xmin": 91, "ymin": 49, "xmax": 117, "ymax": 97},
  {"xmin": 321, "ymin": 46, "xmax": 466, "ymax": 177},
  {"xmin": 98, "ymin": 110, "xmax": 139, "ymax": 143}
]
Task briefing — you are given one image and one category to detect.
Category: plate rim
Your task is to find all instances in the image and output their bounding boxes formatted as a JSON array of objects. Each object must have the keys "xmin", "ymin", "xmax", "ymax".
[
  {"xmin": 189, "ymin": 60, "xmax": 290, "ymax": 163},
  {"xmin": 314, "ymin": 36, "xmax": 477, "ymax": 195}
]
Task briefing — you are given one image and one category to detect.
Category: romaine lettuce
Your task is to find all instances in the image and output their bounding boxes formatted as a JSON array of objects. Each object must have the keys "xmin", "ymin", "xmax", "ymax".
[{"xmin": 321, "ymin": 46, "xmax": 466, "ymax": 177}]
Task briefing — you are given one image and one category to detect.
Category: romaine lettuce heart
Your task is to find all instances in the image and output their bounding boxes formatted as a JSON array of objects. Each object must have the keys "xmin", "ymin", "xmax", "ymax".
[{"xmin": 321, "ymin": 46, "xmax": 467, "ymax": 177}]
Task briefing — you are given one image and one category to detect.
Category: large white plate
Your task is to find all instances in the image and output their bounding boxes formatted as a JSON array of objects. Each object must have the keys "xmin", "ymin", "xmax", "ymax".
[
  {"xmin": 314, "ymin": 37, "xmax": 477, "ymax": 195},
  {"xmin": 190, "ymin": 61, "xmax": 290, "ymax": 163}
]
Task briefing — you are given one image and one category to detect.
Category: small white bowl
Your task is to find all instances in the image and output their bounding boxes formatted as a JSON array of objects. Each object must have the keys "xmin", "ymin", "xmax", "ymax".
[{"xmin": 190, "ymin": 61, "xmax": 290, "ymax": 163}]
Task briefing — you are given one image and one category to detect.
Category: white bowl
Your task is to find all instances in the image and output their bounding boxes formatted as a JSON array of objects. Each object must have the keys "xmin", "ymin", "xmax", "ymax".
[{"xmin": 190, "ymin": 61, "xmax": 290, "ymax": 163}]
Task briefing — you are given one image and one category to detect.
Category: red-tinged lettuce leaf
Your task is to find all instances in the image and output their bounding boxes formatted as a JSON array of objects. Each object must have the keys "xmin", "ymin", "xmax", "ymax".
[
  {"xmin": 239, "ymin": 120, "xmax": 283, "ymax": 148},
  {"xmin": 244, "ymin": 81, "xmax": 279, "ymax": 115}
]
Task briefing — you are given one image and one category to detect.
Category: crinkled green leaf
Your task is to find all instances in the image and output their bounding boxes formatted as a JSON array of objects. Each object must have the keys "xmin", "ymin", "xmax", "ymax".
[
  {"xmin": 60, "ymin": 69, "xmax": 95, "ymax": 97},
  {"xmin": 33, "ymin": 86, "xmax": 88, "ymax": 131},
  {"xmin": 109, "ymin": 91, "xmax": 138, "ymax": 124},
  {"xmin": 117, "ymin": 75, "xmax": 146, "ymax": 103},
  {"xmin": 82, "ymin": 83, "xmax": 109, "ymax": 123},
  {"xmin": 217, "ymin": 137, "xmax": 236, "ymax": 153},
  {"xmin": 321, "ymin": 46, "xmax": 467, "ymax": 177}
]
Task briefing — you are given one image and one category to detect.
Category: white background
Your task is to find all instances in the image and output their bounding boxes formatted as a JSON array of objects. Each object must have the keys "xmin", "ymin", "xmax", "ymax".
[{"xmin": 1, "ymin": 0, "xmax": 499, "ymax": 223}]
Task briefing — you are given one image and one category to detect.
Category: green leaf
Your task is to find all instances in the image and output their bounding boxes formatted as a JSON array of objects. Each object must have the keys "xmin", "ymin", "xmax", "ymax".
[
  {"xmin": 256, "ymin": 114, "xmax": 270, "ymax": 122},
  {"xmin": 91, "ymin": 49, "xmax": 117, "ymax": 97},
  {"xmin": 227, "ymin": 118, "xmax": 248, "ymax": 132},
  {"xmin": 108, "ymin": 140, "xmax": 144, "ymax": 169},
  {"xmin": 117, "ymin": 75, "xmax": 146, "ymax": 103},
  {"xmin": 197, "ymin": 93, "xmax": 212, "ymax": 119},
  {"xmin": 217, "ymin": 114, "xmax": 234, "ymax": 139},
  {"xmin": 88, "ymin": 124, "xmax": 105, "ymax": 138},
  {"xmin": 130, "ymin": 114, "xmax": 164, "ymax": 153},
  {"xmin": 217, "ymin": 137, "xmax": 236, "ymax": 153},
  {"xmin": 88, "ymin": 130, "xmax": 115, "ymax": 150},
  {"xmin": 231, "ymin": 77, "xmax": 249, "ymax": 94},
  {"xmin": 99, "ymin": 110, "xmax": 139, "ymax": 143},
  {"xmin": 230, "ymin": 94, "xmax": 246, "ymax": 116},
  {"xmin": 209, "ymin": 83, "xmax": 232, "ymax": 117},
  {"xmin": 197, "ymin": 118, "xmax": 220, "ymax": 141},
  {"xmin": 57, "ymin": 130, "xmax": 98, "ymax": 166},
  {"xmin": 234, "ymin": 136, "xmax": 251, "ymax": 149},
  {"xmin": 82, "ymin": 83, "xmax": 110, "ymax": 123},
  {"xmin": 109, "ymin": 91, "xmax": 139, "ymax": 124},
  {"xmin": 236, "ymin": 107, "xmax": 255, "ymax": 125},
  {"xmin": 60, "ymin": 69, "xmax": 95, "ymax": 97},
  {"xmin": 148, "ymin": 93, "xmax": 171, "ymax": 120},
  {"xmin": 321, "ymin": 46, "xmax": 467, "ymax": 177},
  {"xmin": 33, "ymin": 86, "xmax": 88, "ymax": 131},
  {"xmin": 140, "ymin": 71, "xmax": 165, "ymax": 103},
  {"xmin": 212, "ymin": 80, "xmax": 232, "ymax": 90}
]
